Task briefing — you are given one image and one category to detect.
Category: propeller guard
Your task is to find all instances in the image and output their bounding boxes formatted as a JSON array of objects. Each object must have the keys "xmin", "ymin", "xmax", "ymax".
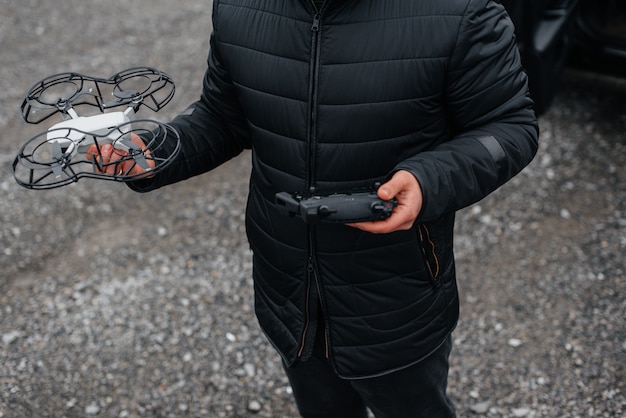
[
  {"xmin": 13, "ymin": 119, "xmax": 180, "ymax": 190},
  {"xmin": 21, "ymin": 67, "xmax": 175, "ymax": 124}
]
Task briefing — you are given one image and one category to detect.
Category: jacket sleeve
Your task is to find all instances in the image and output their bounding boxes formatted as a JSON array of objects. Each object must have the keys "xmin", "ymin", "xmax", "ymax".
[
  {"xmin": 129, "ymin": 0, "xmax": 250, "ymax": 192},
  {"xmin": 394, "ymin": 0, "xmax": 539, "ymax": 222}
]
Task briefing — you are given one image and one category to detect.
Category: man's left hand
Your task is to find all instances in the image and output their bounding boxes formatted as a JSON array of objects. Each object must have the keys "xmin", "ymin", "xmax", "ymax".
[{"xmin": 347, "ymin": 170, "xmax": 422, "ymax": 233}]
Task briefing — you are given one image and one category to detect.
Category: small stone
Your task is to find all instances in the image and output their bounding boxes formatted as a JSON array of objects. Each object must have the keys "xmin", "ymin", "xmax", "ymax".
[
  {"xmin": 470, "ymin": 401, "xmax": 490, "ymax": 414},
  {"xmin": 244, "ymin": 363, "xmax": 256, "ymax": 377},
  {"xmin": 508, "ymin": 338, "xmax": 523, "ymax": 347},
  {"xmin": 247, "ymin": 400, "xmax": 262, "ymax": 413},
  {"xmin": 513, "ymin": 407, "xmax": 531, "ymax": 417},
  {"xmin": 2, "ymin": 331, "xmax": 22, "ymax": 345},
  {"xmin": 85, "ymin": 403, "xmax": 100, "ymax": 415}
]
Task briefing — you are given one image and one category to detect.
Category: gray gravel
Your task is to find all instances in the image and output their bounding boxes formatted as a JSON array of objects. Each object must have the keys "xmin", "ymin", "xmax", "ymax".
[{"xmin": 1, "ymin": 1, "xmax": 624, "ymax": 417}]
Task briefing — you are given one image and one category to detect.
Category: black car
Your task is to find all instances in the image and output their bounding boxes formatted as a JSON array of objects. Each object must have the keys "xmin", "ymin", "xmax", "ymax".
[{"xmin": 500, "ymin": 0, "xmax": 626, "ymax": 115}]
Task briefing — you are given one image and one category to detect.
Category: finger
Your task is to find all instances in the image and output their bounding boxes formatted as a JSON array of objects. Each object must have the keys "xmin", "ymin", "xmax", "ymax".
[
  {"xmin": 376, "ymin": 183, "xmax": 396, "ymax": 201},
  {"xmin": 100, "ymin": 144, "xmax": 121, "ymax": 175},
  {"xmin": 122, "ymin": 134, "xmax": 156, "ymax": 176},
  {"xmin": 125, "ymin": 150, "xmax": 155, "ymax": 176},
  {"xmin": 130, "ymin": 133, "xmax": 145, "ymax": 148},
  {"xmin": 347, "ymin": 199, "xmax": 415, "ymax": 233},
  {"xmin": 347, "ymin": 207, "xmax": 414, "ymax": 233},
  {"xmin": 376, "ymin": 171, "xmax": 416, "ymax": 200},
  {"xmin": 86, "ymin": 143, "xmax": 113, "ymax": 173},
  {"xmin": 85, "ymin": 144, "xmax": 98, "ymax": 162}
]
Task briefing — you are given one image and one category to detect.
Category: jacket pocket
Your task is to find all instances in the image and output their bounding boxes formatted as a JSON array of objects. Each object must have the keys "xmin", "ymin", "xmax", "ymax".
[{"xmin": 417, "ymin": 223, "xmax": 441, "ymax": 288}]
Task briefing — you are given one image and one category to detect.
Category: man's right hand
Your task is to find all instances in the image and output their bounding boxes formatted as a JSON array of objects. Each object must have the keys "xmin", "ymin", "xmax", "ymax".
[{"xmin": 86, "ymin": 133, "xmax": 155, "ymax": 177}]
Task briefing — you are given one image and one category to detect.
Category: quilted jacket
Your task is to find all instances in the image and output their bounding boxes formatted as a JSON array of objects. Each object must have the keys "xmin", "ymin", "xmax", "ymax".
[{"xmin": 131, "ymin": 0, "xmax": 539, "ymax": 378}]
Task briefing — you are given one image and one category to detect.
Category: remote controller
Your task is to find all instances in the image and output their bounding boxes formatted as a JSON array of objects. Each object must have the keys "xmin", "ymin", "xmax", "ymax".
[{"xmin": 275, "ymin": 191, "xmax": 397, "ymax": 224}]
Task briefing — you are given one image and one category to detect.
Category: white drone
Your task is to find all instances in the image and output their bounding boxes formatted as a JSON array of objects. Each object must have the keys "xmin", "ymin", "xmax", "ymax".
[{"xmin": 13, "ymin": 67, "xmax": 181, "ymax": 189}]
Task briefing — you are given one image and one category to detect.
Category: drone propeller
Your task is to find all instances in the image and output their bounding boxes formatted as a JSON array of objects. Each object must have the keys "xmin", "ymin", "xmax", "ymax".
[
  {"xmin": 102, "ymin": 90, "xmax": 142, "ymax": 109},
  {"xmin": 50, "ymin": 140, "xmax": 65, "ymax": 178},
  {"xmin": 117, "ymin": 135, "xmax": 151, "ymax": 170}
]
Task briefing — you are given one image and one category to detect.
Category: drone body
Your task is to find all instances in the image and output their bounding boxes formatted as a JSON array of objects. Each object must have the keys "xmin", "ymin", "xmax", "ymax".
[
  {"xmin": 47, "ymin": 109, "xmax": 133, "ymax": 149},
  {"xmin": 13, "ymin": 67, "xmax": 181, "ymax": 189}
]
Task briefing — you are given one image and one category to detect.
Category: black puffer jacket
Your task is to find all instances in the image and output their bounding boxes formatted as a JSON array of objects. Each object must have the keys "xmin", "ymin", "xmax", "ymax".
[{"xmin": 132, "ymin": 0, "xmax": 538, "ymax": 378}]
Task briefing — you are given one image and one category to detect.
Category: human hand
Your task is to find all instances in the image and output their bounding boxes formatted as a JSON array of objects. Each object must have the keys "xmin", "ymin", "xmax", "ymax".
[
  {"xmin": 347, "ymin": 170, "xmax": 422, "ymax": 233},
  {"xmin": 86, "ymin": 133, "xmax": 155, "ymax": 177}
]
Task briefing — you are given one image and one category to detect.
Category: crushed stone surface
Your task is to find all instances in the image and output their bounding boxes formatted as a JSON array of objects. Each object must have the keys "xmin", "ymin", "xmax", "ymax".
[{"xmin": 0, "ymin": 1, "xmax": 624, "ymax": 416}]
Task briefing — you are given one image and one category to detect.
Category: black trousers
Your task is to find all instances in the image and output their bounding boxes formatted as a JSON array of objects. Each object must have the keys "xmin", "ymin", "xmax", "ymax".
[{"xmin": 282, "ymin": 329, "xmax": 456, "ymax": 418}]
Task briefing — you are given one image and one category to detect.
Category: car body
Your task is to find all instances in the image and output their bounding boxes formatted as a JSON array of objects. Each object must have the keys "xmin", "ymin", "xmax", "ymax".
[{"xmin": 499, "ymin": 0, "xmax": 626, "ymax": 114}]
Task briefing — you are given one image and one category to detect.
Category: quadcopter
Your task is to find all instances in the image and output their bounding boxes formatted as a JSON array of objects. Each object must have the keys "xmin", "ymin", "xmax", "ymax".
[{"xmin": 12, "ymin": 67, "xmax": 181, "ymax": 189}]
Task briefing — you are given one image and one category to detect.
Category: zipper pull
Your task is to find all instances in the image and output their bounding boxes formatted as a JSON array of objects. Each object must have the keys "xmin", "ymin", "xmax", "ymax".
[{"xmin": 311, "ymin": 14, "xmax": 320, "ymax": 32}]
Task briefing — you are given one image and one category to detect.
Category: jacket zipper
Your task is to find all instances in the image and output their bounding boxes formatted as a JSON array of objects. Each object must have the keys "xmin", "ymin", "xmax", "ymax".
[
  {"xmin": 297, "ymin": 235, "xmax": 330, "ymax": 359},
  {"xmin": 417, "ymin": 224, "xmax": 441, "ymax": 288},
  {"xmin": 314, "ymin": 268, "xmax": 330, "ymax": 359},
  {"xmin": 297, "ymin": 257, "xmax": 314, "ymax": 357},
  {"xmin": 297, "ymin": 1, "xmax": 328, "ymax": 360},
  {"xmin": 306, "ymin": 11, "xmax": 322, "ymax": 194}
]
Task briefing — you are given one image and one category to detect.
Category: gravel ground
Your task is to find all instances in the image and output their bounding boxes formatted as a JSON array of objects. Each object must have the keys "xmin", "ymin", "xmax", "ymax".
[{"xmin": 0, "ymin": 1, "xmax": 624, "ymax": 417}]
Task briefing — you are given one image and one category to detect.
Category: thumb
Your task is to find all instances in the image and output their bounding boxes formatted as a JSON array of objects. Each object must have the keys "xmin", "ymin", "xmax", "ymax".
[
  {"xmin": 377, "ymin": 184, "xmax": 395, "ymax": 200},
  {"xmin": 377, "ymin": 172, "xmax": 406, "ymax": 200}
]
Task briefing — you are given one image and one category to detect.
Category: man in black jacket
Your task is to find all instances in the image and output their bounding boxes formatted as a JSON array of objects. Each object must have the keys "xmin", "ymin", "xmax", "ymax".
[{"xmin": 94, "ymin": 0, "xmax": 539, "ymax": 416}]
